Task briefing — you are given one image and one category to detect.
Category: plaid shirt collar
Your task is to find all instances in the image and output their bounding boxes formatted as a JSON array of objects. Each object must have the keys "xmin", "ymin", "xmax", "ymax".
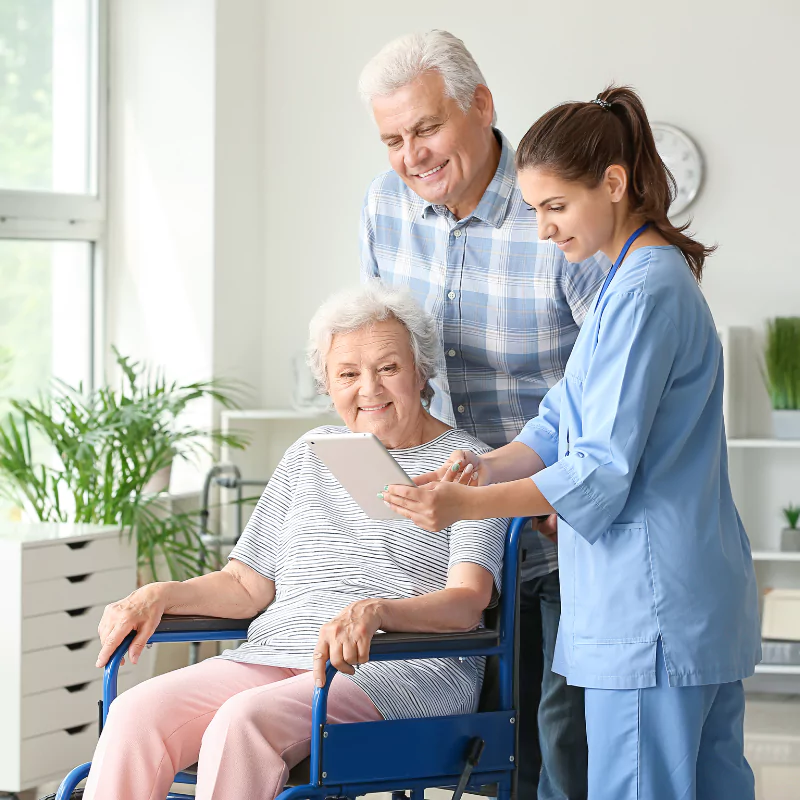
[{"xmin": 420, "ymin": 129, "xmax": 516, "ymax": 229}]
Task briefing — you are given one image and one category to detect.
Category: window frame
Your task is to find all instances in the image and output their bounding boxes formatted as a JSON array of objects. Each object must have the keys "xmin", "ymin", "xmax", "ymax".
[{"xmin": 0, "ymin": 0, "xmax": 108, "ymax": 389}]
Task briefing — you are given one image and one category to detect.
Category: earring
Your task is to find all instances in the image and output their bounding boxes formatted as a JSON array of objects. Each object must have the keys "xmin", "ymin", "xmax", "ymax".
[{"xmin": 421, "ymin": 397, "xmax": 430, "ymax": 408}]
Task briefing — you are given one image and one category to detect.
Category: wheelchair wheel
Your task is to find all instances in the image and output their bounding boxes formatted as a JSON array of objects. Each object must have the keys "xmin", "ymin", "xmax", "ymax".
[{"xmin": 38, "ymin": 790, "xmax": 83, "ymax": 800}]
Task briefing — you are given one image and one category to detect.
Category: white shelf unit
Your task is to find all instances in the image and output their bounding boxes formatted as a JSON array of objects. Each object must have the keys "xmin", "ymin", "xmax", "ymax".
[
  {"xmin": 729, "ymin": 439, "xmax": 800, "ymax": 449},
  {"xmin": 752, "ymin": 552, "xmax": 800, "ymax": 562},
  {"xmin": 719, "ymin": 327, "xmax": 800, "ymax": 684},
  {"xmin": 217, "ymin": 408, "xmax": 342, "ymax": 539},
  {"xmin": 755, "ymin": 664, "xmax": 800, "ymax": 676},
  {"xmin": 0, "ymin": 524, "xmax": 139, "ymax": 793}
]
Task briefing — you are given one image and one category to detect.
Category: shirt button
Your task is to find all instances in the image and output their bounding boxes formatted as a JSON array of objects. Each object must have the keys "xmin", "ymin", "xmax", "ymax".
[
  {"xmin": 576, "ymin": 451, "xmax": 585, "ymax": 458},
  {"xmin": 447, "ymin": 349, "xmax": 456, "ymax": 357},
  {"xmin": 457, "ymin": 405, "xmax": 466, "ymax": 413},
  {"xmin": 448, "ymin": 291, "xmax": 456, "ymax": 300},
  {"xmin": 453, "ymin": 229, "xmax": 463, "ymax": 238}
]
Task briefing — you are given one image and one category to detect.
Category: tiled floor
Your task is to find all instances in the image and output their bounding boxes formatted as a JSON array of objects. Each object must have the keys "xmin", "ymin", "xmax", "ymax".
[{"xmin": 24, "ymin": 694, "xmax": 800, "ymax": 800}]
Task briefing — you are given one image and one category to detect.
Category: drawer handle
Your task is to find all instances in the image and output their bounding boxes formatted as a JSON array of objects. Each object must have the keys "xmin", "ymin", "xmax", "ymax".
[
  {"xmin": 66, "ymin": 607, "xmax": 91, "ymax": 617},
  {"xmin": 65, "ymin": 682, "xmax": 91, "ymax": 693},
  {"xmin": 65, "ymin": 724, "xmax": 91, "ymax": 736},
  {"xmin": 66, "ymin": 640, "xmax": 93, "ymax": 651},
  {"xmin": 66, "ymin": 574, "xmax": 91, "ymax": 583},
  {"xmin": 66, "ymin": 541, "xmax": 90, "ymax": 550}
]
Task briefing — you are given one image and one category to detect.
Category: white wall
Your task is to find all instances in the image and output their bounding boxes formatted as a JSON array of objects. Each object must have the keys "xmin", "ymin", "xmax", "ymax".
[
  {"xmin": 108, "ymin": 0, "xmax": 216, "ymax": 383},
  {"xmin": 259, "ymin": 0, "xmax": 800, "ymax": 406},
  {"xmin": 108, "ymin": 0, "xmax": 265, "ymax": 489},
  {"xmin": 107, "ymin": 0, "xmax": 800, "ymax": 431}
]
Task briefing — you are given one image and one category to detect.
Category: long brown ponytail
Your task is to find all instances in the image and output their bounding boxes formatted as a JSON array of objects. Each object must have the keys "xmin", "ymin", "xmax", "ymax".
[{"xmin": 516, "ymin": 85, "xmax": 714, "ymax": 281}]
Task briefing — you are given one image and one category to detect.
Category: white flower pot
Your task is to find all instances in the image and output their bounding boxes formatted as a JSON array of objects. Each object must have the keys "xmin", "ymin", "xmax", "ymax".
[
  {"xmin": 772, "ymin": 410, "xmax": 800, "ymax": 439},
  {"xmin": 781, "ymin": 527, "xmax": 800, "ymax": 552},
  {"xmin": 143, "ymin": 461, "xmax": 173, "ymax": 494}
]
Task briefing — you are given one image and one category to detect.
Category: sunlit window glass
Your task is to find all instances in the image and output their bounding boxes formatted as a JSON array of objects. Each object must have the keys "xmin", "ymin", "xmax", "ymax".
[{"xmin": 0, "ymin": 0, "xmax": 97, "ymax": 194}]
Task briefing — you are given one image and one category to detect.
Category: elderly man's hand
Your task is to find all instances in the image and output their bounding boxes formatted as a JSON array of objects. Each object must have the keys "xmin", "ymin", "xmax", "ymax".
[
  {"xmin": 313, "ymin": 599, "xmax": 383, "ymax": 687},
  {"xmin": 383, "ymin": 480, "xmax": 474, "ymax": 532},
  {"xmin": 536, "ymin": 513, "xmax": 559, "ymax": 544},
  {"xmin": 95, "ymin": 584, "xmax": 166, "ymax": 668}
]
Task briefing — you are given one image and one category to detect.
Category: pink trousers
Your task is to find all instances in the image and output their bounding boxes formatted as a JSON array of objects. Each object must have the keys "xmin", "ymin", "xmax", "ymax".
[{"xmin": 82, "ymin": 658, "xmax": 382, "ymax": 800}]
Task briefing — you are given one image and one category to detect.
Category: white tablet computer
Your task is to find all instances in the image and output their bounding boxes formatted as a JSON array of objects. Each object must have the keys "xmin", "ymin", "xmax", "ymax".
[{"xmin": 302, "ymin": 432, "xmax": 415, "ymax": 520}]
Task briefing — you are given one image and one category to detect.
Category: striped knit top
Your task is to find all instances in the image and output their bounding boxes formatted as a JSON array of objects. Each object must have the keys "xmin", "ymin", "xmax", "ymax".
[{"xmin": 220, "ymin": 425, "xmax": 508, "ymax": 720}]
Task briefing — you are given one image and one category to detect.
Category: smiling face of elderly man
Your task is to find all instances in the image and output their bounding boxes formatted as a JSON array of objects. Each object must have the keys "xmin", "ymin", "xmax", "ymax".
[{"xmin": 370, "ymin": 70, "xmax": 500, "ymax": 221}]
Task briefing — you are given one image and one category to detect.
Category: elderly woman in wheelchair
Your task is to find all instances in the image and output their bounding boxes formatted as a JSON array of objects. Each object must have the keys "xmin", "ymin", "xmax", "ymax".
[{"xmin": 82, "ymin": 282, "xmax": 508, "ymax": 800}]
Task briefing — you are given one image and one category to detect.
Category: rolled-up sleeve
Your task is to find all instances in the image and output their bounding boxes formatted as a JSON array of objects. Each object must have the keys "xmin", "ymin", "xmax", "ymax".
[
  {"xmin": 532, "ymin": 291, "xmax": 679, "ymax": 544},
  {"xmin": 513, "ymin": 378, "xmax": 563, "ymax": 467}
]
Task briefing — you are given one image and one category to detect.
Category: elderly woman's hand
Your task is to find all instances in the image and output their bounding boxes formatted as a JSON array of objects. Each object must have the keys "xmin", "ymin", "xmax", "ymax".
[
  {"xmin": 382, "ymin": 480, "xmax": 476, "ymax": 532},
  {"xmin": 413, "ymin": 449, "xmax": 491, "ymax": 487},
  {"xmin": 95, "ymin": 584, "xmax": 167, "ymax": 669},
  {"xmin": 313, "ymin": 599, "xmax": 383, "ymax": 687}
]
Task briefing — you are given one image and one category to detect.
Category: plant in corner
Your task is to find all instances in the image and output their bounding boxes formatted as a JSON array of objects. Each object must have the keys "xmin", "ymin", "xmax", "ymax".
[
  {"xmin": 781, "ymin": 503, "xmax": 800, "ymax": 552},
  {"xmin": 0, "ymin": 348, "xmax": 248, "ymax": 580},
  {"xmin": 764, "ymin": 317, "xmax": 800, "ymax": 439}
]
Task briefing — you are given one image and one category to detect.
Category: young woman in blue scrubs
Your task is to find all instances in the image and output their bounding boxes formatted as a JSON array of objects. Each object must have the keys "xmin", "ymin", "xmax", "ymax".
[{"xmin": 383, "ymin": 86, "xmax": 761, "ymax": 800}]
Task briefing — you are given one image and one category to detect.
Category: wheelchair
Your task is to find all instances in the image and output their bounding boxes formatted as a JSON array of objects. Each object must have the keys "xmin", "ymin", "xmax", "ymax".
[{"xmin": 44, "ymin": 516, "xmax": 526, "ymax": 800}]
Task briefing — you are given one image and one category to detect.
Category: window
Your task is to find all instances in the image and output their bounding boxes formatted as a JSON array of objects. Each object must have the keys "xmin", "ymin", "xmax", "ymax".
[
  {"xmin": 0, "ymin": 240, "xmax": 92, "ymax": 407},
  {"xmin": 0, "ymin": 0, "xmax": 106, "ymax": 403}
]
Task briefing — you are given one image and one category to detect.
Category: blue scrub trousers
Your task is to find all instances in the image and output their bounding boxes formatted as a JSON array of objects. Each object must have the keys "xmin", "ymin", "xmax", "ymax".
[{"xmin": 583, "ymin": 640, "xmax": 755, "ymax": 800}]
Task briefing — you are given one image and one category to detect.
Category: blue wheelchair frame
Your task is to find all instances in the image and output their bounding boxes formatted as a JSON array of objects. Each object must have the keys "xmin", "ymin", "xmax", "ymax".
[{"xmin": 53, "ymin": 517, "xmax": 526, "ymax": 800}]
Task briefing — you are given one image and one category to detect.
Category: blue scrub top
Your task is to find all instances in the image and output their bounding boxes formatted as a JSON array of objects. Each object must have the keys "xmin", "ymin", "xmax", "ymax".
[{"xmin": 516, "ymin": 245, "xmax": 761, "ymax": 689}]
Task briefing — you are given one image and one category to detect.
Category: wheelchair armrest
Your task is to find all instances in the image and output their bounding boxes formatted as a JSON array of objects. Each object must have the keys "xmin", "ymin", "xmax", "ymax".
[
  {"xmin": 368, "ymin": 628, "xmax": 499, "ymax": 658},
  {"xmin": 154, "ymin": 613, "xmax": 256, "ymax": 636}
]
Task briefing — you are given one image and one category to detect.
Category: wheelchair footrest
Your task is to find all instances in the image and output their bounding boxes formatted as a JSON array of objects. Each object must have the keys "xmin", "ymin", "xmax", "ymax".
[{"xmin": 319, "ymin": 710, "xmax": 515, "ymax": 786}]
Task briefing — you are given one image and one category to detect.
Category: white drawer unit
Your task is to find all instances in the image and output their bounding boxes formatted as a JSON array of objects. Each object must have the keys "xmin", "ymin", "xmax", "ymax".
[{"xmin": 0, "ymin": 523, "xmax": 137, "ymax": 792}]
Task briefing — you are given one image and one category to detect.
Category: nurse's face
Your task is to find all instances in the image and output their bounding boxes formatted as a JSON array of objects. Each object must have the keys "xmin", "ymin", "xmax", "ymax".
[{"xmin": 517, "ymin": 167, "xmax": 619, "ymax": 263}]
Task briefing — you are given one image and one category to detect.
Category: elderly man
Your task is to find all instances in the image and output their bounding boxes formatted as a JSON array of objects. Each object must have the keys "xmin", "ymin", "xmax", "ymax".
[{"xmin": 358, "ymin": 30, "xmax": 609, "ymax": 800}]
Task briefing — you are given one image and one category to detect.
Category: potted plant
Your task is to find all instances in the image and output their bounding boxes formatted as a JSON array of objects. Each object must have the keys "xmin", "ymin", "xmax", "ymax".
[
  {"xmin": 781, "ymin": 504, "xmax": 800, "ymax": 552},
  {"xmin": 764, "ymin": 317, "xmax": 800, "ymax": 439},
  {"xmin": 0, "ymin": 348, "xmax": 248, "ymax": 581}
]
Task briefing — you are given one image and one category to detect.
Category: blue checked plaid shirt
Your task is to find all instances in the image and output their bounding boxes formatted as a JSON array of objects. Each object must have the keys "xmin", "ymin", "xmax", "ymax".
[{"xmin": 360, "ymin": 131, "xmax": 609, "ymax": 577}]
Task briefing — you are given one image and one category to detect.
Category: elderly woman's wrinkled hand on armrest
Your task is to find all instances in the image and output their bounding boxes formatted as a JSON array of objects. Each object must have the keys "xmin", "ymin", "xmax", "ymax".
[{"xmin": 94, "ymin": 559, "xmax": 276, "ymax": 668}]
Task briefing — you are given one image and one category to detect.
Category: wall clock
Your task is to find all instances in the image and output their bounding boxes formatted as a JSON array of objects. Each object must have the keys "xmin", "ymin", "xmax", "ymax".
[{"xmin": 651, "ymin": 122, "xmax": 703, "ymax": 215}]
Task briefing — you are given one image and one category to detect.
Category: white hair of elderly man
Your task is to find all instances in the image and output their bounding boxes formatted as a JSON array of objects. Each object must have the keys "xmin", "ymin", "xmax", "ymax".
[
  {"xmin": 307, "ymin": 280, "xmax": 442, "ymax": 401},
  {"xmin": 358, "ymin": 29, "xmax": 498, "ymax": 126}
]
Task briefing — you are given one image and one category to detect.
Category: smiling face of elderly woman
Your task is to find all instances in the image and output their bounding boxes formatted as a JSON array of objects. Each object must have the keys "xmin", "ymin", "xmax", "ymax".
[{"xmin": 326, "ymin": 317, "xmax": 437, "ymax": 450}]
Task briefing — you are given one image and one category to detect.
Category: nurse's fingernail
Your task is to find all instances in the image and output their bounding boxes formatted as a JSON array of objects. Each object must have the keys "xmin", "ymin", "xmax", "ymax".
[
  {"xmin": 377, "ymin": 492, "xmax": 384, "ymax": 499},
  {"xmin": 463, "ymin": 463, "xmax": 474, "ymax": 473},
  {"xmin": 315, "ymin": 679, "xmax": 324, "ymax": 688},
  {"xmin": 451, "ymin": 462, "xmax": 461, "ymax": 472},
  {"xmin": 383, "ymin": 485, "xmax": 389, "ymax": 491}
]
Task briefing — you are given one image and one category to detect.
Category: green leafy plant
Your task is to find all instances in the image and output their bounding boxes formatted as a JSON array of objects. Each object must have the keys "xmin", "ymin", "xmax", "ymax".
[
  {"xmin": 0, "ymin": 348, "xmax": 248, "ymax": 580},
  {"xmin": 783, "ymin": 504, "xmax": 800, "ymax": 530},
  {"xmin": 764, "ymin": 318, "xmax": 800, "ymax": 411}
]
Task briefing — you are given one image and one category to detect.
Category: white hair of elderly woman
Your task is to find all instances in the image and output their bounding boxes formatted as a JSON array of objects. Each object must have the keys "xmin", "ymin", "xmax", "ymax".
[
  {"xmin": 358, "ymin": 30, "xmax": 498, "ymax": 126},
  {"xmin": 307, "ymin": 281, "xmax": 441, "ymax": 402}
]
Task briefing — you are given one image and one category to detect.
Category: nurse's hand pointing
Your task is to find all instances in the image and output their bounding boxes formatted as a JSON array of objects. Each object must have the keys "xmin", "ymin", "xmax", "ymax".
[
  {"xmin": 413, "ymin": 449, "xmax": 489, "ymax": 487},
  {"xmin": 383, "ymin": 480, "xmax": 475, "ymax": 531}
]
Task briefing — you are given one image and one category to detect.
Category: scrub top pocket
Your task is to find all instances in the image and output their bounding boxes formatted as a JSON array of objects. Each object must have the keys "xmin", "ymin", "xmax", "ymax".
[{"xmin": 574, "ymin": 522, "xmax": 659, "ymax": 645}]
